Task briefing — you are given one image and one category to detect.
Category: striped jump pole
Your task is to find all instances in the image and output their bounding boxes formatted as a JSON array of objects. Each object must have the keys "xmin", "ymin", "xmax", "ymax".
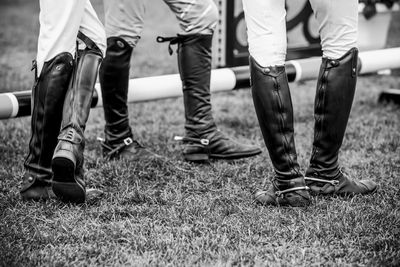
[{"xmin": 1, "ymin": 47, "xmax": 400, "ymax": 120}]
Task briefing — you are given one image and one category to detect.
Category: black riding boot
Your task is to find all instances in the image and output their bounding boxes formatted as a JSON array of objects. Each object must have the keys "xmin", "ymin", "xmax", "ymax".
[
  {"xmin": 171, "ymin": 34, "xmax": 261, "ymax": 162},
  {"xmin": 99, "ymin": 37, "xmax": 158, "ymax": 161},
  {"xmin": 305, "ymin": 48, "xmax": 377, "ymax": 195},
  {"xmin": 20, "ymin": 53, "xmax": 74, "ymax": 200},
  {"xmin": 52, "ymin": 47, "xmax": 102, "ymax": 203},
  {"xmin": 249, "ymin": 56, "xmax": 310, "ymax": 207}
]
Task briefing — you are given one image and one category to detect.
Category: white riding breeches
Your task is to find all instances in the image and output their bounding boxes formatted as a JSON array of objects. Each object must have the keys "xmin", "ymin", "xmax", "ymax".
[
  {"xmin": 103, "ymin": 0, "xmax": 218, "ymax": 47},
  {"xmin": 242, "ymin": 0, "xmax": 358, "ymax": 67},
  {"xmin": 37, "ymin": 0, "xmax": 106, "ymax": 74}
]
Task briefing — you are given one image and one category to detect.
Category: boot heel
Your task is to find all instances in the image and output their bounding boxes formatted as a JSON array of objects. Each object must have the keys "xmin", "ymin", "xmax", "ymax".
[
  {"xmin": 52, "ymin": 155, "xmax": 75, "ymax": 183},
  {"xmin": 52, "ymin": 181, "xmax": 85, "ymax": 204},
  {"xmin": 52, "ymin": 155, "xmax": 85, "ymax": 203},
  {"xmin": 183, "ymin": 153, "xmax": 209, "ymax": 162}
]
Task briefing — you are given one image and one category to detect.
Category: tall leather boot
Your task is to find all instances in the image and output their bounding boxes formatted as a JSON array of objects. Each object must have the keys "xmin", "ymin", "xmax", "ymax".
[
  {"xmin": 52, "ymin": 47, "xmax": 102, "ymax": 203},
  {"xmin": 20, "ymin": 53, "xmax": 74, "ymax": 200},
  {"xmin": 249, "ymin": 56, "xmax": 310, "ymax": 207},
  {"xmin": 99, "ymin": 37, "xmax": 158, "ymax": 161},
  {"xmin": 170, "ymin": 34, "xmax": 261, "ymax": 162},
  {"xmin": 305, "ymin": 48, "xmax": 377, "ymax": 195}
]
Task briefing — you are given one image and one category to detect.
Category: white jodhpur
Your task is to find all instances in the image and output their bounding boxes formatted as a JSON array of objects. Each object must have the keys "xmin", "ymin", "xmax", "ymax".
[
  {"xmin": 242, "ymin": 0, "xmax": 358, "ymax": 67},
  {"xmin": 103, "ymin": 0, "xmax": 218, "ymax": 46},
  {"xmin": 36, "ymin": 0, "xmax": 106, "ymax": 74}
]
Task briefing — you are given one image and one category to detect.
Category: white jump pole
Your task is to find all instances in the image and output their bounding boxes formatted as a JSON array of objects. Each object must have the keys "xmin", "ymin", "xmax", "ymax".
[
  {"xmin": 93, "ymin": 47, "xmax": 400, "ymax": 107},
  {"xmin": 95, "ymin": 68, "xmax": 237, "ymax": 107},
  {"xmin": 1, "ymin": 47, "xmax": 400, "ymax": 120},
  {"xmin": 358, "ymin": 47, "xmax": 400, "ymax": 74}
]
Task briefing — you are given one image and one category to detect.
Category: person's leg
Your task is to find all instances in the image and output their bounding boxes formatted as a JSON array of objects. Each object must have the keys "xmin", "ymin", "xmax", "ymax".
[
  {"xmin": 162, "ymin": 0, "xmax": 261, "ymax": 162},
  {"xmin": 242, "ymin": 0, "xmax": 310, "ymax": 206},
  {"xmin": 99, "ymin": 0, "xmax": 158, "ymax": 160},
  {"xmin": 51, "ymin": 0, "xmax": 105, "ymax": 203},
  {"xmin": 305, "ymin": 0, "xmax": 377, "ymax": 195},
  {"xmin": 21, "ymin": 0, "xmax": 86, "ymax": 200}
]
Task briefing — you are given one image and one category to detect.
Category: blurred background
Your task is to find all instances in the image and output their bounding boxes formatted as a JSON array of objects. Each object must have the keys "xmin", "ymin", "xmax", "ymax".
[{"xmin": 0, "ymin": 0, "xmax": 399, "ymax": 94}]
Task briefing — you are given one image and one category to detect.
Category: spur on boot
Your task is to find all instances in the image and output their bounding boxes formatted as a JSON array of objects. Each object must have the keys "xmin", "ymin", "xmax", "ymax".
[
  {"xmin": 254, "ymin": 177, "xmax": 311, "ymax": 207},
  {"xmin": 305, "ymin": 171, "xmax": 377, "ymax": 196},
  {"xmin": 249, "ymin": 56, "xmax": 310, "ymax": 207},
  {"xmin": 175, "ymin": 130, "xmax": 261, "ymax": 162},
  {"xmin": 305, "ymin": 48, "xmax": 377, "ymax": 196},
  {"xmin": 99, "ymin": 136, "xmax": 160, "ymax": 161}
]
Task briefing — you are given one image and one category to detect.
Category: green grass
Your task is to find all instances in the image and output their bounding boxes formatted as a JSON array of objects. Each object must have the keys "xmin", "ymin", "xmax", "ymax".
[{"xmin": 1, "ymin": 1, "xmax": 400, "ymax": 266}]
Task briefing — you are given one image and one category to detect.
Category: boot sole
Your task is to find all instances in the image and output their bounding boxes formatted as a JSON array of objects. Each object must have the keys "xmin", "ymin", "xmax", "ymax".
[
  {"xmin": 254, "ymin": 190, "xmax": 311, "ymax": 207},
  {"xmin": 20, "ymin": 186, "xmax": 53, "ymax": 201},
  {"xmin": 183, "ymin": 153, "xmax": 210, "ymax": 162},
  {"xmin": 52, "ymin": 156, "xmax": 85, "ymax": 204},
  {"xmin": 210, "ymin": 150, "xmax": 262, "ymax": 160},
  {"xmin": 184, "ymin": 150, "xmax": 262, "ymax": 162},
  {"xmin": 306, "ymin": 183, "xmax": 378, "ymax": 196}
]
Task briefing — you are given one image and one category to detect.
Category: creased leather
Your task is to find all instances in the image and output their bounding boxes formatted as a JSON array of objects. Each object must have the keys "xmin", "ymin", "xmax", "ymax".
[
  {"xmin": 182, "ymin": 130, "xmax": 261, "ymax": 159},
  {"xmin": 178, "ymin": 34, "xmax": 217, "ymax": 136},
  {"xmin": 99, "ymin": 37, "xmax": 134, "ymax": 147},
  {"xmin": 21, "ymin": 53, "xmax": 74, "ymax": 198},
  {"xmin": 249, "ymin": 56, "xmax": 301, "ymax": 180},
  {"xmin": 307, "ymin": 48, "xmax": 358, "ymax": 179},
  {"xmin": 53, "ymin": 48, "xmax": 102, "ymax": 188},
  {"xmin": 61, "ymin": 49, "xmax": 102, "ymax": 131}
]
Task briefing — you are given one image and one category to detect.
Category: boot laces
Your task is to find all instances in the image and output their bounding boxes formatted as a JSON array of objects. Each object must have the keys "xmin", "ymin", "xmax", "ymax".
[
  {"xmin": 58, "ymin": 128, "xmax": 81, "ymax": 144},
  {"xmin": 65, "ymin": 129, "xmax": 75, "ymax": 141}
]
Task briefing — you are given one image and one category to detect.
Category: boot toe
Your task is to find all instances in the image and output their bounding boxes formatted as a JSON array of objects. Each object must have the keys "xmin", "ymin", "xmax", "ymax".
[
  {"xmin": 221, "ymin": 143, "xmax": 262, "ymax": 157},
  {"xmin": 182, "ymin": 131, "xmax": 262, "ymax": 161},
  {"xmin": 254, "ymin": 189, "xmax": 277, "ymax": 205},
  {"xmin": 254, "ymin": 187, "xmax": 311, "ymax": 207},
  {"xmin": 305, "ymin": 173, "xmax": 378, "ymax": 196},
  {"xmin": 208, "ymin": 132, "xmax": 262, "ymax": 159},
  {"xmin": 86, "ymin": 188, "xmax": 104, "ymax": 201},
  {"xmin": 120, "ymin": 146, "xmax": 161, "ymax": 161},
  {"xmin": 21, "ymin": 186, "xmax": 54, "ymax": 201},
  {"xmin": 359, "ymin": 180, "xmax": 378, "ymax": 194},
  {"xmin": 102, "ymin": 138, "xmax": 161, "ymax": 161},
  {"xmin": 20, "ymin": 174, "xmax": 55, "ymax": 201},
  {"xmin": 338, "ymin": 174, "xmax": 378, "ymax": 195}
]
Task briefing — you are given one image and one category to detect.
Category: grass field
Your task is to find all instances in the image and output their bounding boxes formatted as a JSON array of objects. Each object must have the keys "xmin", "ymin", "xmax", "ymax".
[{"xmin": 1, "ymin": 1, "xmax": 400, "ymax": 266}]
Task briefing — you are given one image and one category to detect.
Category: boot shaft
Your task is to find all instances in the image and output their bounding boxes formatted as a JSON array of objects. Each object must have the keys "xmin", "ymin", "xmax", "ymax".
[
  {"xmin": 54, "ymin": 47, "xmax": 102, "ymax": 181},
  {"xmin": 61, "ymin": 48, "xmax": 103, "ymax": 131},
  {"xmin": 249, "ymin": 56, "xmax": 301, "ymax": 179},
  {"xmin": 99, "ymin": 37, "xmax": 133, "ymax": 146},
  {"xmin": 177, "ymin": 34, "xmax": 216, "ymax": 136},
  {"xmin": 308, "ymin": 48, "xmax": 358, "ymax": 177},
  {"xmin": 24, "ymin": 52, "xmax": 74, "ymax": 175}
]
